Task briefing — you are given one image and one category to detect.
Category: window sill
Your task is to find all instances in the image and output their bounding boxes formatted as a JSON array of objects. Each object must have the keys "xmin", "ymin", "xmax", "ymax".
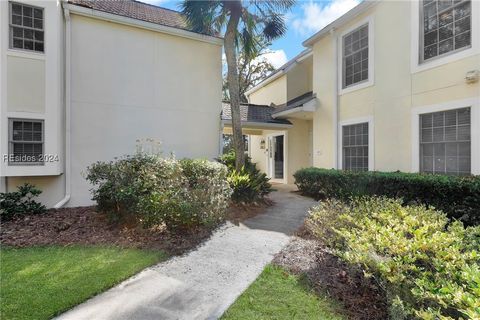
[
  {"xmin": 7, "ymin": 49, "xmax": 45, "ymax": 61},
  {"xmin": 411, "ymin": 46, "xmax": 479, "ymax": 74},
  {"xmin": 339, "ymin": 79, "xmax": 374, "ymax": 95}
]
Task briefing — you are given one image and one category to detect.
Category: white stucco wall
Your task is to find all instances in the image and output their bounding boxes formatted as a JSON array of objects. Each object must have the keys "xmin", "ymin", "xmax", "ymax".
[{"xmin": 68, "ymin": 14, "xmax": 222, "ymax": 206}]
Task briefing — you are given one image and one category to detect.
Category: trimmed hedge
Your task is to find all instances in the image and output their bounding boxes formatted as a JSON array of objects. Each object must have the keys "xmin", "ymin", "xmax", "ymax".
[{"xmin": 294, "ymin": 168, "xmax": 480, "ymax": 225}]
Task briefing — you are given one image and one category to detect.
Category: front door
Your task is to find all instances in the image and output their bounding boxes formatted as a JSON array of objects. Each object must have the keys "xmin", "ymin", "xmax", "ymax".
[{"xmin": 268, "ymin": 134, "xmax": 284, "ymax": 181}]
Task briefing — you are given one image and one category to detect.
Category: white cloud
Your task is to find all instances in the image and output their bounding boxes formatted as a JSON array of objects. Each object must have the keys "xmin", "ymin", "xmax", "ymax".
[
  {"xmin": 292, "ymin": 0, "xmax": 360, "ymax": 36},
  {"xmin": 139, "ymin": 0, "xmax": 168, "ymax": 6},
  {"xmin": 257, "ymin": 49, "xmax": 288, "ymax": 69}
]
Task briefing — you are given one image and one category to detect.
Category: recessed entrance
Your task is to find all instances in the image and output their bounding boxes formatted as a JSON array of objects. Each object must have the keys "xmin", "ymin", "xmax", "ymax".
[{"xmin": 267, "ymin": 133, "xmax": 285, "ymax": 182}]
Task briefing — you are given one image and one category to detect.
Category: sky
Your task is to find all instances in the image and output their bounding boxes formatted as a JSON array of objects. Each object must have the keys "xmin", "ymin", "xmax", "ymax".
[{"xmin": 142, "ymin": 0, "xmax": 360, "ymax": 68}]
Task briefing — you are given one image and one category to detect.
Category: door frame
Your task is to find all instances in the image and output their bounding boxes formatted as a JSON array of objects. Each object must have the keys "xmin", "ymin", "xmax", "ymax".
[{"xmin": 266, "ymin": 131, "xmax": 288, "ymax": 184}]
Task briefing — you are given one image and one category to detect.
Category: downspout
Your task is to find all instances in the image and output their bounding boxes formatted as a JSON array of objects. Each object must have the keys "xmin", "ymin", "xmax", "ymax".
[
  {"xmin": 54, "ymin": 6, "xmax": 71, "ymax": 208},
  {"xmin": 331, "ymin": 28, "xmax": 339, "ymax": 169}
]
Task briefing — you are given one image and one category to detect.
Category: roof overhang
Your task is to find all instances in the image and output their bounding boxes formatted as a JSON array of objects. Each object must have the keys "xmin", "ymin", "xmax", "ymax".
[
  {"xmin": 272, "ymin": 97, "xmax": 317, "ymax": 120},
  {"xmin": 221, "ymin": 120, "xmax": 293, "ymax": 130},
  {"xmin": 244, "ymin": 50, "xmax": 313, "ymax": 97},
  {"xmin": 63, "ymin": 2, "xmax": 223, "ymax": 46},
  {"xmin": 303, "ymin": 0, "xmax": 378, "ymax": 47}
]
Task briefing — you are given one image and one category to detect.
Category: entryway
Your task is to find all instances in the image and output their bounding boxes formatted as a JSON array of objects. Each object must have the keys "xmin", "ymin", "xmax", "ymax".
[{"xmin": 267, "ymin": 133, "xmax": 286, "ymax": 183}]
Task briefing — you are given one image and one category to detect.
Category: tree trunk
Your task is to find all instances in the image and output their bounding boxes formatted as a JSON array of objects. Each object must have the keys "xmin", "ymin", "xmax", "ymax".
[{"xmin": 224, "ymin": 10, "xmax": 245, "ymax": 170}]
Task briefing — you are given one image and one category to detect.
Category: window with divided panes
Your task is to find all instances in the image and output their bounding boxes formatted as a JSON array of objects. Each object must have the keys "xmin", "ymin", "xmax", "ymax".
[
  {"xmin": 343, "ymin": 23, "xmax": 369, "ymax": 88},
  {"xmin": 9, "ymin": 2, "xmax": 44, "ymax": 52},
  {"xmin": 421, "ymin": 0, "xmax": 471, "ymax": 62},
  {"xmin": 420, "ymin": 107, "xmax": 470, "ymax": 175},
  {"xmin": 342, "ymin": 122, "xmax": 369, "ymax": 171},
  {"xmin": 9, "ymin": 119, "xmax": 44, "ymax": 164}
]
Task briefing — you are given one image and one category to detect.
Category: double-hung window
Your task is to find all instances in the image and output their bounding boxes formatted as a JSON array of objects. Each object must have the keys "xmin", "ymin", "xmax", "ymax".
[
  {"xmin": 342, "ymin": 122, "xmax": 369, "ymax": 171},
  {"xmin": 8, "ymin": 119, "xmax": 44, "ymax": 165},
  {"xmin": 419, "ymin": 108, "xmax": 470, "ymax": 175},
  {"xmin": 9, "ymin": 2, "xmax": 44, "ymax": 52},
  {"xmin": 420, "ymin": 0, "xmax": 471, "ymax": 62},
  {"xmin": 342, "ymin": 23, "xmax": 369, "ymax": 88}
]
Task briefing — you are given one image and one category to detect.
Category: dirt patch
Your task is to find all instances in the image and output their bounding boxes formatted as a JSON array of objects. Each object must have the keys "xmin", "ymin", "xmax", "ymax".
[
  {"xmin": 227, "ymin": 200, "xmax": 272, "ymax": 224},
  {"xmin": 273, "ymin": 235, "xmax": 388, "ymax": 320},
  {"xmin": 0, "ymin": 207, "xmax": 213, "ymax": 255}
]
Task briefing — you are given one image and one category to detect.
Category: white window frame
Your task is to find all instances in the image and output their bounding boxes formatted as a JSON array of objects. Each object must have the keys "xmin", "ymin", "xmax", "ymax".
[
  {"xmin": 8, "ymin": 1, "xmax": 45, "ymax": 53},
  {"xmin": 8, "ymin": 118, "xmax": 45, "ymax": 166},
  {"xmin": 338, "ymin": 116, "xmax": 375, "ymax": 171},
  {"xmin": 411, "ymin": 97, "xmax": 480, "ymax": 174},
  {"xmin": 410, "ymin": 0, "xmax": 480, "ymax": 73},
  {"xmin": 338, "ymin": 16, "xmax": 375, "ymax": 95}
]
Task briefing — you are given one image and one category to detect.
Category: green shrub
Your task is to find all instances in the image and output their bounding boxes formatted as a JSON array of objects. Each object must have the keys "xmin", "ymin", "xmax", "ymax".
[
  {"xmin": 0, "ymin": 183, "xmax": 46, "ymax": 221},
  {"xmin": 306, "ymin": 197, "xmax": 480, "ymax": 320},
  {"xmin": 294, "ymin": 168, "xmax": 480, "ymax": 225},
  {"xmin": 218, "ymin": 151, "xmax": 272, "ymax": 203},
  {"xmin": 85, "ymin": 154, "xmax": 232, "ymax": 232}
]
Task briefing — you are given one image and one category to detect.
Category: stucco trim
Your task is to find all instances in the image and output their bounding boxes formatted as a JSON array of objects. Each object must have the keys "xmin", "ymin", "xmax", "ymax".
[
  {"xmin": 338, "ymin": 116, "xmax": 375, "ymax": 171},
  {"xmin": 410, "ymin": 0, "xmax": 480, "ymax": 74},
  {"xmin": 63, "ymin": 3, "xmax": 223, "ymax": 46},
  {"xmin": 411, "ymin": 97, "xmax": 480, "ymax": 175}
]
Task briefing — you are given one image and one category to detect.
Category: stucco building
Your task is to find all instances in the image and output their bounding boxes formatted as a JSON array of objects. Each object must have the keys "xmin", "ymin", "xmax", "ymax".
[
  {"xmin": 0, "ymin": 0, "xmax": 223, "ymax": 207},
  {"xmin": 227, "ymin": 0, "xmax": 480, "ymax": 183}
]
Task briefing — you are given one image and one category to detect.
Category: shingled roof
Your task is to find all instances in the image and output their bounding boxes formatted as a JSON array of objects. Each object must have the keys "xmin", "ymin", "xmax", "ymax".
[
  {"xmin": 222, "ymin": 102, "xmax": 292, "ymax": 125},
  {"xmin": 67, "ymin": 0, "xmax": 215, "ymax": 36}
]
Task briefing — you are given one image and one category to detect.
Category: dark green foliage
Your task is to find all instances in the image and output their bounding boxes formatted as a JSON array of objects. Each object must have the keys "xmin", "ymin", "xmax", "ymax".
[
  {"xmin": 218, "ymin": 151, "xmax": 273, "ymax": 203},
  {"xmin": 0, "ymin": 183, "xmax": 46, "ymax": 221},
  {"xmin": 294, "ymin": 168, "xmax": 480, "ymax": 225},
  {"xmin": 85, "ymin": 154, "xmax": 232, "ymax": 232}
]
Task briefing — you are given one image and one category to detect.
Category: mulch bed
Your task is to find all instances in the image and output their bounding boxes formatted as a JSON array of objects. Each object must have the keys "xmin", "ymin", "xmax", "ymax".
[
  {"xmin": 0, "ymin": 202, "xmax": 271, "ymax": 256},
  {"xmin": 0, "ymin": 207, "xmax": 213, "ymax": 255},
  {"xmin": 272, "ymin": 229, "xmax": 388, "ymax": 320}
]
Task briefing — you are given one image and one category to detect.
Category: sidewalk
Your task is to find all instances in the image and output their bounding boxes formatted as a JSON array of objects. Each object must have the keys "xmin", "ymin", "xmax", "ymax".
[{"xmin": 56, "ymin": 186, "xmax": 316, "ymax": 320}]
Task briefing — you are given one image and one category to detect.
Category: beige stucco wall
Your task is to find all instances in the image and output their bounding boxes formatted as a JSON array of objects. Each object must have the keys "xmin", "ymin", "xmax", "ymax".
[
  {"xmin": 68, "ymin": 15, "xmax": 222, "ymax": 206},
  {"xmin": 248, "ymin": 75, "xmax": 287, "ymax": 106},
  {"xmin": 312, "ymin": 1, "xmax": 480, "ymax": 172},
  {"xmin": 7, "ymin": 56, "xmax": 45, "ymax": 113},
  {"xmin": 286, "ymin": 58, "xmax": 313, "ymax": 101}
]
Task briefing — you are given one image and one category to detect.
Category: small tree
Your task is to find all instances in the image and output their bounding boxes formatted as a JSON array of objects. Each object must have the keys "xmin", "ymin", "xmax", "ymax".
[
  {"xmin": 181, "ymin": 0, "xmax": 294, "ymax": 170},
  {"xmin": 223, "ymin": 38, "xmax": 276, "ymax": 103}
]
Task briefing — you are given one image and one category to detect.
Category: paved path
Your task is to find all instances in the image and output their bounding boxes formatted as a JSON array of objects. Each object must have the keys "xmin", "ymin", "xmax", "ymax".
[{"xmin": 56, "ymin": 185, "xmax": 316, "ymax": 320}]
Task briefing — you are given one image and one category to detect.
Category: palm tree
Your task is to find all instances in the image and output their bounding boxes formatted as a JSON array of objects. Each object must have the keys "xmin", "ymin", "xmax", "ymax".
[{"xmin": 181, "ymin": 0, "xmax": 294, "ymax": 170}]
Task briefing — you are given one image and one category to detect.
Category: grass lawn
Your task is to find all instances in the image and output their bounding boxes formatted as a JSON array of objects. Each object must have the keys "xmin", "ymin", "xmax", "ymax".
[
  {"xmin": 222, "ymin": 265, "xmax": 345, "ymax": 320},
  {"xmin": 0, "ymin": 245, "xmax": 167, "ymax": 320}
]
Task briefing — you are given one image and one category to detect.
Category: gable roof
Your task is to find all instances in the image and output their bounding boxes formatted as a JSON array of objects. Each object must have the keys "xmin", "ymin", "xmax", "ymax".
[
  {"xmin": 244, "ymin": 49, "xmax": 312, "ymax": 97},
  {"xmin": 221, "ymin": 102, "xmax": 292, "ymax": 125},
  {"xmin": 67, "ymin": 0, "xmax": 217, "ymax": 37}
]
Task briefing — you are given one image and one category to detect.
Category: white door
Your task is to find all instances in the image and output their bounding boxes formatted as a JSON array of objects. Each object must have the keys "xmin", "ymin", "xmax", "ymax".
[{"xmin": 267, "ymin": 134, "xmax": 285, "ymax": 182}]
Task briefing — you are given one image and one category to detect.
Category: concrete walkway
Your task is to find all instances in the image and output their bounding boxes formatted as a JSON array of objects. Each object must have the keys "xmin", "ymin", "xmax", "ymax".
[{"xmin": 56, "ymin": 185, "xmax": 316, "ymax": 320}]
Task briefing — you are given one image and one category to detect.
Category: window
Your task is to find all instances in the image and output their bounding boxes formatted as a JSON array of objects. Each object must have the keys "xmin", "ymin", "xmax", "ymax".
[
  {"xmin": 8, "ymin": 119, "xmax": 44, "ymax": 165},
  {"xmin": 420, "ymin": 107, "xmax": 470, "ymax": 175},
  {"xmin": 9, "ymin": 2, "xmax": 44, "ymax": 52},
  {"xmin": 342, "ymin": 23, "xmax": 369, "ymax": 88},
  {"xmin": 342, "ymin": 122, "xmax": 369, "ymax": 171},
  {"xmin": 421, "ymin": 0, "xmax": 471, "ymax": 62}
]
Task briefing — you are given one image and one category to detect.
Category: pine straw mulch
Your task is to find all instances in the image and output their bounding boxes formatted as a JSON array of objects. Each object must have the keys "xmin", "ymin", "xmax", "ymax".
[
  {"xmin": 0, "ymin": 202, "xmax": 271, "ymax": 256},
  {"xmin": 272, "ymin": 228, "xmax": 388, "ymax": 320}
]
